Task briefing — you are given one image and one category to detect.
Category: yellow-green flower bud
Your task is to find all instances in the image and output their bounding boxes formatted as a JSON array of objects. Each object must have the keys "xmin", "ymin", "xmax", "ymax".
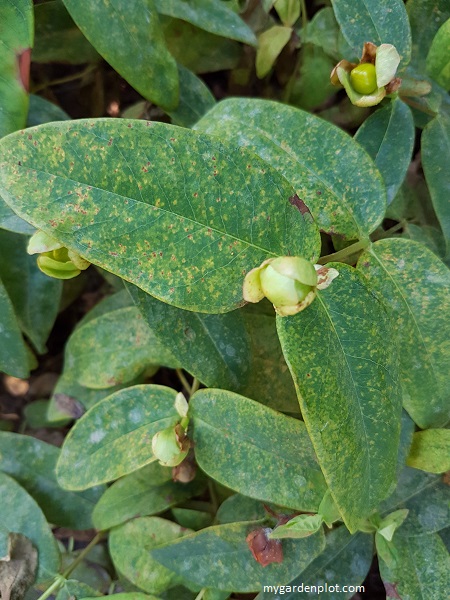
[
  {"xmin": 350, "ymin": 63, "xmax": 377, "ymax": 94},
  {"xmin": 28, "ymin": 230, "xmax": 90, "ymax": 280},
  {"xmin": 152, "ymin": 424, "xmax": 189, "ymax": 467}
]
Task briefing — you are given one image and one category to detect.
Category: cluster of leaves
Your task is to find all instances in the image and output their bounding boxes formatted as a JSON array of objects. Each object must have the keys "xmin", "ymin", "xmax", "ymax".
[{"xmin": 0, "ymin": 0, "xmax": 449, "ymax": 599}]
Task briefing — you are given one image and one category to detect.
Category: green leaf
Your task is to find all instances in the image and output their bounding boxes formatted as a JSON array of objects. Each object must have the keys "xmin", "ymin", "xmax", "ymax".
[
  {"xmin": 154, "ymin": 0, "xmax": 257, "ymax": 46},
  {"xmin": 62, "ymin": 0, "xmax": 178, "ymax": 110},
  {"xmin": 378, "ymin": 533, "xmax": 450, "ymax": 599},
  {"xmin": 0, "ymin": 472, "xmax": 60, "ymax": 583},
  {"xmin": 422, "ymin": 115, "xmax": 450, "ymax": 257},
  {"xmin": 0, "ymin": 119, "xmax": 320, "ymax": 313},
  {"xmin": 81, "ymin": 595, "xmax": 158, "ymax": 600},
  {"xmin": 289, "ymin": 45, "xmax": 336, "ymax": 111},
  {"xmin": 269, "ymin": 514, "xmax": 323, "ymax": 539},
  {"xmin": 190, "ymin": 389, "xmax": 327, "ymax": 511},
  {"xmin": 56, "ymin": 581, "xmax": 101, "ymax": 600},
  {"xmin": 255, "ymin": 527, "xmax": 372, "ymax": 599},
  {"xmin": 0, "ymin": 230, "xmax": 62, "ymax": 353},
  {"xmin": 304, "ymin": 7, "xmax": 357, "ymax": 62},
  {"xmin": 277, "ymin": 263, "xmax": 402, "ymax": 532},
  {"xmin": 216, "ymin": 495, "xmax": 267, "ymax": 525},
  {"xmin": 56, "ymin": 385, "xmax": 180, "ymax": 490},
  {"xmin": 166, "ymin": 65, "xmax": 216, "ymax": 128},
  {"xmin": 92, "ymin": 461, "xmax": 206, "ymax": 530},
  {"xmin": 33, "ymin": 0, "xmax": 100, "ymax": 64},
  {"xmin": 274, "ymin": 0, "xmax": 301, "ymax": 27},
  {"xmin": 331, "ymin": 0, "xmax": 411, "ymax": 68},
  {"xmin": 172, "ymin": 508, "xmax": 212, "ymax": 531},
  {"xmin": 406, "ymin": 429, "xmax": 450, "ymax": 473},
  {"xmin": 377, "ymin": 509, "xmax": 409, "ymax": 542},
  {"xmin": 357, "ymin": 239, "xmax": 450, "ymax": 428},
  {"xmin": 109, "ymin": 517, "xmax": 190, "ymax": 595},
  {"xmin": 64, "ymin": 305, "xmax": 178, "ymax": 389},
  {"xmin": 27, "ymin": 94, "xmax": 70, "ymax": 128},
  {"xmin": 0, "ymin": 432, "xmax": 104, "ymax": 529},
  {"xmin": 256, "ymin": 26, "xmax": 292, "ymax": 78},
  {"xmin": 0, "ymin": 276, "xmax": 29, "ymax": 378},
  {"xmin": 0, "ymin": 0, "xmax": 33, "ymax": 137},
  {"xmin": 161, "ymin": 17, "xmax": 241, "ymax": 74},
  {"xmin": 403, "ymin": 223, "xmax": 446, "ymax": 259},
  {"xmin": 380, "ymin": 467, "xmax": 449, "ymax": 536},
  {"xmin": 195, "ymin": 98, "xmax": 386, "ymax": 240},
  {"xmin": 427, "ymin": 18, "xmax": 450, "ymax": 88},
  {"xmin": 407, "ymin": 0, "xmax": 450, "ymax": 71},
  {"xmin": 355, "ymin": 99, "xmax": 415, "ymax": 204},
  {"xmin": 152, "ymin": 521, "xmax": 325, "ymax": 592},
  {"xmin": 396, "ymin": 410, "xmax": 415, "ymax": 474},
  {"xmin": 0, "ymin": 197, "xmax": 35, "ymax": 235}
]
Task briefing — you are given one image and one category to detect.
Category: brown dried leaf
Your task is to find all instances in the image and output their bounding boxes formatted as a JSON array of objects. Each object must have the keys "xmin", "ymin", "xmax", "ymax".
[
  {"xmin": 0, "ymin": 533, "xmax": 37, "ymax": 600},
  {"xmin": 246, "ymin": 527, "xmax": 283, "ymax": 567}
]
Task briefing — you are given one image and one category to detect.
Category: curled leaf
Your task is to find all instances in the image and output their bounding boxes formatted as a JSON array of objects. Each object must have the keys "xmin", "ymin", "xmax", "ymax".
[{"xmin": 246, "ymin": 527, "xmax": 283, "ymax": 566}]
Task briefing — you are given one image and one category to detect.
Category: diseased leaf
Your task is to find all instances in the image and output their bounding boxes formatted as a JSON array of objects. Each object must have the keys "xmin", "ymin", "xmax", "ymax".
[
  {"xmin": 277, "ymin": 263, "xmax": 402, "ymax": 532},
  {"xmin": 0, "ymin": 533, "xmax": 37, "ymax": 600},
  {"xmin": 0, "ymin": 472, "xmax": 60, "ymax": 583},
  {"xmin": 216, "ymin": 495, "xmax": 267, "ymax": 525},
  {"xmin": 109, "ymin": 517, "xmax": 190, "ymax": 595},
  {"xmin": 380, "ymin": 467, "xmax": 449, "ymax": 537},
  {"xmin": 426, "ymin": 18, "xmax": 450, "ymax": 88},
  {"xmin": 255, "ymin": 527, "xmax": 373, "ymax": 599},
  {"xmin": 64, "ymin": 305, "xmax": 178, "ymax": 389},
  {"xmin": 422, "ymin": 115, "xmax": 450, "ymax": 257},
  {"xmin": 378, "ymin": 533, "xmax": 450, "ymax": 598},
  {"xmin": 152, "ymin": 521, "xmax": 325, "ymax": 592},
  {"xmin": 55, "ymin": 580, "xmax": 101, "ymax": 600},
  {"xmin": 154, "ymin": 0, "xmax": 256, "ymax": 46},
  {"xmin": 331, "ymin": 0, "xmax": 411, "ymax": 68},
  {"xmin": 407, "ymin": 0, "xmax": 450, "ymax": 71},
  {"xmin": 355, "ymin": 99, "xmax": 415, "ymax": 204},
  {"xmin": 403, "ymin": 223, "xmax": 446, "ymax": 259},
  {"xmin": 0, "ymin": 432, "xmax": 104, "ymax": 529},
  {"xmin": 357, "ymin": 239, "xmax": 450, "ymax": 428},
  {"xmin": 406, "ymin": 429, "xmax": 450, "ymax": 474},
  {"xmin": 62, "ymin": 0, "xmax": 178, "ymax": 110},
  {"xmin": 56, "ymin": 385, "xmax": 179, "ymax": 490},
  {"xmin": 0, "ymin": 0, "xmax": 33, "ymax": 137},
  {"xmin": 92, "ymin": 461, "xmax": 206, "ymax": 530},
  {"xmin": 190, "ymin": 389, "xmax": 327, "ymax": 511},
  {"xmin": 0, "ymin": 277, "xmax": 29, "ymax": 379},
  {"xmin": 0, "ymin": 119, "xmax": 320, "ymax": 313},
  {"xmin": 195, "ymin": 98, "xmax": 386, "ymax": 240}
]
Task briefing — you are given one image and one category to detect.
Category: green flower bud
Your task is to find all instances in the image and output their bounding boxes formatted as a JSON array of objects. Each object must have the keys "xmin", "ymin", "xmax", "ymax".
[
  {"xmin": 350, "ymin": 63, "xmax": 377, "ymax": 94},
  {"xmin": 151, "ymin": 424, "xmax": 189, "ymax": 467},
  {"xmin": 28, "ymin": 230, "xmax": 90, "ymax": 280}
]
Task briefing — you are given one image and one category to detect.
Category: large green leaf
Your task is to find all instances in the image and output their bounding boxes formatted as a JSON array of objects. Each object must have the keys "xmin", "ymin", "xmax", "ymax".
[
  {"xmin": 152, "ymin": 521, "xmax": 325, "ymax": 592},
  {"xmin": 277, "ymin": 263, "xmax": 402, "ymax": 532},
  {"xmin": 407, "ymin": 429, "xmax": 450, "ymax": 473},
  {"xmin": 407, "ymin": 0, "xmax": 450, "ymax": 71},
  {"xmin": 357, "ymin": 239, "xmax": 450, "ymax": 428},
  {"xmin": 0, "ymin": 432, "xmax": 104, "ymax": 529},
  {"xmin": 426, "ymin": 18, "xmax": 450, "ymax": 88},
  {"xmin": 109, "ymin": 517, "xmax": 190, "ymax": 595},
  {"xmin": 62, "ymin": 0, "xmax": 178, "ymax": 109},
  {"xmin": 0, "ymin": 276, "xmax": 29, "ymax": 378},
  {"xmin": 64, "ymin": 305, "xmax": 178, "ymax": 388},
  {"xmin": 0, "ymin": 472, "xmax": 60, "ymax": 583},
  {"xmin": 331, "ymin": 0, "xmax": 411, "ymax": 68},
  {"xmin": 92, "ymin": 462, "xmax": 206, "ymax": 530},
  {"xmin": 378, "ymin": 532, "xmax": 450, "ymax": 599},
  {"xmin": 422, "ymin": 115, "xmax": 450, "ymax": 257},
  {"xmin": 380, "ymin": 467, "xmax": 449, "ymax": 537},
  {"xmin": 33, "ymin": 0, "xmax": 100, "ymax": 64},
  {"xmin": 56, "ymin": 385, "xmax": 179, "ymax": 490},
  {"xmin": 0, "ymin": 119, "xmax": 320, "ymax": 313},
  {"xmin": 0, "ymin": 0, "xmax": 33, "ymax": 137},
  {"xmin": 189, "ymin": 390, "xmax": 327, "ymax": 511},
  {"xmin": 195, "ymin": 98, "xmax": 386, "ymax": 240},
  {"xmin": 355, "ymin": 99, "xmax": 415, "ymax": 205},
  {"xmin": 154, "ymin": 0, "xmax": 256, "ymax": 46},
  {"xmin": 256, "ymin": 527, "xmax": 373, "ymax": 599},
  {"xmin": 0, "ymin": 230, "xmax": 62, "ymax": 353}
]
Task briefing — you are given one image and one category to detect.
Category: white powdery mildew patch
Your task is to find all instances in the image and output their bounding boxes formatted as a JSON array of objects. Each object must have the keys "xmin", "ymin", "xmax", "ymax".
[{"xmin": 89, "ymin": 430, "xmax": 106, "ymax": 444}]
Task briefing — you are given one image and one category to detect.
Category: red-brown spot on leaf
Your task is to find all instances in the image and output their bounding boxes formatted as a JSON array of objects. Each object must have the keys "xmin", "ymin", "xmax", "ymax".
[
  {"xmin": 383, "ymin": 582, "xmax": 402, "ymax": 599},
  {"xmin": 289, "ymin": 194, "xmax": 311, "ymax": 216},
  {"xmin": 246, "ymin": 528, "xmax": 283, "ymax": 567},
  {"xmin": 18, "ymin": 48, "xmax": 31, "ymax": 91}
]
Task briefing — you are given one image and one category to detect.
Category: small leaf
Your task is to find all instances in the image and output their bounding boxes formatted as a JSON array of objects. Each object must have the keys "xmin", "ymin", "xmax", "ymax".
[
  {"xmin": 166, "ymin": 64, "xmax": 215, "ymax": 128},
  {"xmin": 0, "ymin": 472, "xmax": 60, "ymax": 583},
  {"xmin": 62, "ymin": 0, "xmax": 178, "ymax": 110},
  {"xmin": 56, "ymin": 385, "xmax": 180, "ymax": 490},
  {"xmin": 189, "ymin": 389, "xmax": 327, "ymax": 511},
  {"xmin": 277, "ymin": 263, "xmax": 402, "ymax": 532},
  {"xmin": 318, "ymin": 489, "xmax": 341, "ymax": 527},
  {"xmin": 378, "ymin": 509, "xmax": 409, "ymax": 542},
  {"xmin": 269, "ymin": 514, "xmax": 323, "ymax": 540},
  {"xmin": 426, "ymin": 17, "xmax": 450, "ymax": 88},
  {"xmin": 274, "ymin": 0, "xmax": 301, "ymax": 27},
  {"xmin": 256, "ymin": 26, "xmax": 292, "ymax": 78},
  {"xmin": 109, "ymin": 517, "xmax": 190, "ymax": 595},
  {"xmin": 0, "ymin": 533, "xmax": 37, "ymax": 600},
  {"xmin": 355, "ymin": 99, "xmax": 415, "ymax": 204},
  {"xmin": 152, "ymin": 521, "xmax": 325, "ymax": 592},
  {"xmin": 406, "ymin": 429, "xmax": 450, "ymax": 473}
]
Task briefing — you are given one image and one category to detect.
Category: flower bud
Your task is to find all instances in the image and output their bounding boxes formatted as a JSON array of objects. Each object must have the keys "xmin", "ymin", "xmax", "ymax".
[
  {"xmin": 152, "ymin": 423, "xmax": 190, "ymax": 467},
  {"xmin": 28, "ymin": 230, "xmax": 90, "ymax": 280}
]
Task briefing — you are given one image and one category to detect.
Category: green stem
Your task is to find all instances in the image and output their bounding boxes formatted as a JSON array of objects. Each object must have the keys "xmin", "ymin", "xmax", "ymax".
[
  {"xmin": 300, "ymin": 0, "xmax": 308, "ymax": 30},
  {"xmin": 36, "ymin": 576, "xmax": 66, "ymax": 600},
  {"xmin": 176, "ymin": 368, "xmax": 192, "ymax": 395},
  {"xmin": 317, "ymin": 238, "xmax": 370, "ymax": 265},
  {"xmin": 62, "ymin": 531, "xmax": 104, "ymax": 579},
  {"xmin": 194, "ymin": 589, "xmax": 206, "ymax": 600},
  {"xmin": 190, "ymin": 377, "xmax": 200, "ymax": 395},
  {"xmin": 399, "ymin": 96, "xmax": 438, "ymax": 117},
  {"xmin": 208, "ymin": 480, "xmax": 219, "ymax": 514},
  {"xmin": 31, "ymin": 64, "xmax": 96, "ymax": 93},
  {"xmin": 371, "ymin": 221, "xmax": 405, "ymax": 241}
]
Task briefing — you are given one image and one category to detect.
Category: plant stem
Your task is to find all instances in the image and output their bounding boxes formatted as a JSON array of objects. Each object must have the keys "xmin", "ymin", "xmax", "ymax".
[
  {"xmin": 208, "ymin": 480, "xmax": 219, "ymax": 514},
  {"xmin": 399, "ymin": 96, "xmax": 438, "ymax": 117},
  {"xmin": 62, "ymin": 531, "xmax": 104, "ymax": 579},
  {"xmin": 371, "ymin": 221, "xmax": 406, "ymax": 241},
  {"xmin": 190, "ymin": 377, "xmax": 200, "ymax": 395},
  {"xmin": 176, "ymin": 368, "xmax": 192, "ymax": 394},
  {"xmin": 300, "ymin": 0, "xmax": 308, "ymax": 30},
  {"xmin": 32, "ymin": 64, "xmax": 97, "ymax": 93},
  {"xmin": 317, "ymin": 238, "xmax": 370, "ymax": 265},
  {"xmin": 35, "ymin": 576, "xmax": 66, "ymax": 600},
  {"xmin": 194, "ymin": 589, "xmax": 206, "ymax": 600}
]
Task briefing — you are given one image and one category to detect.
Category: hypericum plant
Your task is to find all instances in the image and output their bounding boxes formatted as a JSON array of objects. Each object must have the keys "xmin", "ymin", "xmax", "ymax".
[{"xmin": 0, "ymin": 1, "xmax": 449, "ymax": 599}]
